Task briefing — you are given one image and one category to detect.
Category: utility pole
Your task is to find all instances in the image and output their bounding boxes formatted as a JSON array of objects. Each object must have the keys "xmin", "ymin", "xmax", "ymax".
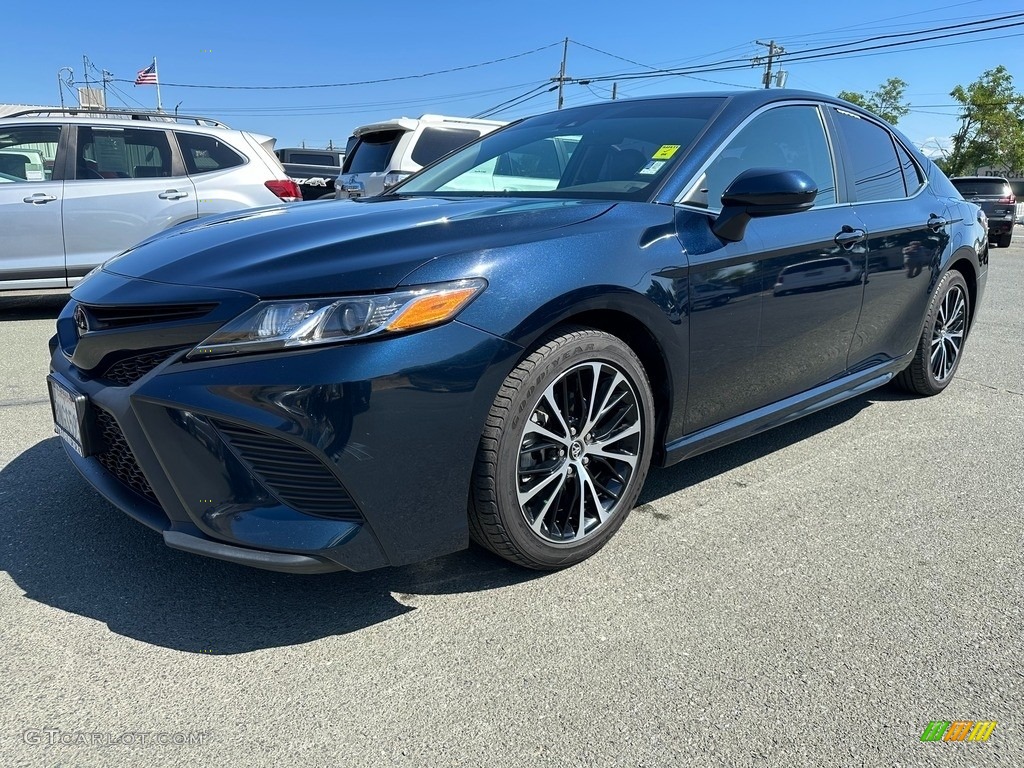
[
  {"xmin": 752, "ymin": 40, "xmax": 785, "ymax": 89},
  {"xmin": 101, "ymin": 69, "xmax": 112, "ymax": 108},
  {"xmin": 554, "ymin": 37, "xmax": 569, "ymax": 109},
  {"xmin": 611, "ymin": 82, "xmax": 618, "ymax": 100}
]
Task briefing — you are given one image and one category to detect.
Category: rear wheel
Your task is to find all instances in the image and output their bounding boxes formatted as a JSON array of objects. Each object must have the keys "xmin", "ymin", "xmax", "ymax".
[
  {"xmin": 895, "ymin": 270, "xmax": 970, "ymax": 396},
  {"xmin": 997, "ymin": 232, "xmax": 1012, "ymax": 248},
  {"xmin": 470, "ymin": 328, "xmax": 655, "ymax": 569}
]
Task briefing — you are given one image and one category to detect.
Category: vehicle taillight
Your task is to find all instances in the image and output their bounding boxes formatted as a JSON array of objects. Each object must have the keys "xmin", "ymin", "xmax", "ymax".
[
  {"xmin": 999, "ymin": 194, "xmax": 1016, "ymax": 204},
  {"xmin": 265, "ymin": 179, "xmax": 302, "ymax": 202},
  {"xmin": 383, "ymin": 171, "xmax": 412, "ymax": 190}
]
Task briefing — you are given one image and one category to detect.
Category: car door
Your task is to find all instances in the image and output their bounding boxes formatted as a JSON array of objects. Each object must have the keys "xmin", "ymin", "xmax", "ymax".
[
  {"xmin": 62, "ymin": 124, "xmax": 198, "ymax": 282},
  {"xmin": 827, "ymin": 107, "xmax": 945, "ymax": 367},
  {"xmin": 0, "ymin": 124, "xmax": 67, "ymax": 289},
  {"xmin": 679, "ymin": 103, "xmax": 867, "ymax": 433}
]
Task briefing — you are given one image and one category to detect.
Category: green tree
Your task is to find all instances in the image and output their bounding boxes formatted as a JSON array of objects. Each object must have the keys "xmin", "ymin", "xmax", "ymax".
[
  {"xmin": 838, "ymin": 77, "xmax": 910, "ymax": 124},
  {"xmin": 944, "ymin": 65, "xmax": 1024, "ymax": 177}
]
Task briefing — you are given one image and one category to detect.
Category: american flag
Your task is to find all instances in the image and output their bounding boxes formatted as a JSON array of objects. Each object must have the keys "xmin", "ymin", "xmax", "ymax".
[{"xmin": 135, "ymin": 61, "xmax": 158, "ymax": 85}]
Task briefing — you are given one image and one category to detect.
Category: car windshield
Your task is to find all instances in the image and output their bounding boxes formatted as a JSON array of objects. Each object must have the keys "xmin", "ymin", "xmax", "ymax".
[{"xmin": 394, "ymin": 97, "xmax": 723, "ymax": 202}]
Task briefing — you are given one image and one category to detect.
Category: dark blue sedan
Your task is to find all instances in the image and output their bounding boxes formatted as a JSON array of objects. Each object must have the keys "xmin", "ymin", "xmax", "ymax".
[{"xmin": 47, "ymin": 90, "xmax": 988, "ymax": 573}]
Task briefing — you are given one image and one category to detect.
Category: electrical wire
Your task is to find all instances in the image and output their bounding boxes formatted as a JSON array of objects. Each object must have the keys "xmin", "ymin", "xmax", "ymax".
[
  {"xmin": 109, "ymin": 42, "xmax": 561, "ymax": 91},
  {"xmin": 473, "ymin": 84, "xmax": 554, "ymax": 119},
  {"xmin": 579, "ymin": 18, "xmax": 1024, "ymax": 82}
]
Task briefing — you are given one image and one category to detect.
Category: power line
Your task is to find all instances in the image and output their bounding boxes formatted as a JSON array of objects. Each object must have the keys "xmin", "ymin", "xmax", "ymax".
[
  {"xmin": 108, "ymin": 42, "xmax": 561, "ymax": 91},
  {"xmin": 579, "ymin": 16, "xmax": 1024, "ymax": 83},
  {"xmin": 473, "ymin": 83, "xmax": 554, "ymax": 119}
]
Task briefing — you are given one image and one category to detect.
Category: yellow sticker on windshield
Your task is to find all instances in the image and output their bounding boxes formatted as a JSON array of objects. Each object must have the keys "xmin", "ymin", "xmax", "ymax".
[{"xmin": 653, "ymin": 145, "xmax": 680, "ymax": 160}]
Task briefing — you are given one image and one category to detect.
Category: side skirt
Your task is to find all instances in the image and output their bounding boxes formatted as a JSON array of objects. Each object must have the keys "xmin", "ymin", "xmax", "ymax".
[{"xmin": 660, "ymin": 352, "xmax": 913, "ymax": 467}]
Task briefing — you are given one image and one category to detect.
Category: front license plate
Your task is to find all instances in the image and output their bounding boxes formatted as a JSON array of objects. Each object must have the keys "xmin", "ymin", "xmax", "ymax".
[{"xmin": 47, "ymin": 375, "xmax": 89, "ymax": 457}]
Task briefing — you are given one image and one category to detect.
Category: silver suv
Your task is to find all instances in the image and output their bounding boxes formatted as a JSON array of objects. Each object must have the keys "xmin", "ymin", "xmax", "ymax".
[{"xmin": 0, "ymin": 109, "xmax": 301, "ymax": 292}]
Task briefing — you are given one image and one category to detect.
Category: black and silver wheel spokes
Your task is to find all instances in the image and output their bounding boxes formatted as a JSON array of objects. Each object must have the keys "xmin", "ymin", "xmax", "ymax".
[
  {"xmin": 516, "ymin": 362, "xmax": 643, "ymax": 543},
  {"xmin": 930, "ymin": 285, "xmax": 967, "ymax": 382}
]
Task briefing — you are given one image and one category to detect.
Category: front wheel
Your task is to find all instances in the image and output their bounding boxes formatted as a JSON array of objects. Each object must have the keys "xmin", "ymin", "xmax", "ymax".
[
  {"xmin": 470, "ymin": 328, "xmax": 655, "ymax": 569},
  {"xmin": 895, "ymin": 270, "xmax": 970, "ymax": 396}
]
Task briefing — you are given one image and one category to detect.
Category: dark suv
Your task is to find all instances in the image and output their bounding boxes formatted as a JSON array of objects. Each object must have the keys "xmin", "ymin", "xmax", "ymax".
[{"xmin": 950, "ymin": 176, "xmax": 1016, "ymax": 248}]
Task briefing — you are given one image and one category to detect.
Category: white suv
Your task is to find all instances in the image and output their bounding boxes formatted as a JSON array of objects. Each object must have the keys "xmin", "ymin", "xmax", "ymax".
[
  {"xmin": 336, "ymin": 114, "xmax": 505, "ymax": 199},
  {"xmin": 0, "ymin": 109, "xmax": 301, "ymax": 292}
]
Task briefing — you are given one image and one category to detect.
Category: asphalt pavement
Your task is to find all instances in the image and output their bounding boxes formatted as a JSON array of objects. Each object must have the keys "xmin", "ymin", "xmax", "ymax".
[{"xmin": 1, "ymin": 239, "xmax": 1021, "ymax": 767}]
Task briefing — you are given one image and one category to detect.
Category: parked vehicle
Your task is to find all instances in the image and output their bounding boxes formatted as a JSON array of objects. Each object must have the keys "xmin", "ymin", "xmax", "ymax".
[
  {"xmin": 274, "ymin": 146, "xmax": 344, "ymax": 200},
  {"xmin": 949, "ymin": 176, "xmax": 1016, "ymax": 248},
  {"xmin": 335, "ymin": 114, "xmax": 504, "ymax": 199},
  {"xmin": 773, "ymin": 256, "xmax": 863, "ymax": 296},
  {"xmin": 0, "ymin": 109, "xmax": 301, "ymax": 292},
  {"xmin": 48, "ymin": 90, "xmax": 987, "ymax": 574}
]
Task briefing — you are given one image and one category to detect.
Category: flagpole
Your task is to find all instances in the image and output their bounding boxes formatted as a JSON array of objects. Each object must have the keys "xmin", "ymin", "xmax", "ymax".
[{"xmin": 154, "ymin": 57, "xmax": 163, "ymax": 112}]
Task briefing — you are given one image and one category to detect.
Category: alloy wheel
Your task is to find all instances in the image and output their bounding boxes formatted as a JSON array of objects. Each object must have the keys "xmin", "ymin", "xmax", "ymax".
[
  {"xmin": 516, "ymin": 361, "xmax": 643, "ymax": 544},
  {"xmin": 930, "ymin": 284, "xmax": 967, "ymax": 383}
]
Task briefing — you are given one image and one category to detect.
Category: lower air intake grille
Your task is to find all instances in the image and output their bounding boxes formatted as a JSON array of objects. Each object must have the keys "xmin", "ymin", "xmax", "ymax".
[
  {"xmin": 211, "ymin": 419, "xmax": 363, "ymax": 522},
  {"xmin": 94, "ymin": 408, "xmax": 157, "ymax": 502},
  {"xmin": 102, "ymin": 347, "xmax": 182, "ymax": 386}
]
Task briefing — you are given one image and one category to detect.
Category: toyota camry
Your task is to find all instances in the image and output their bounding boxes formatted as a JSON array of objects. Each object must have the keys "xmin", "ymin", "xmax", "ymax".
[{"xmin": 47, "ymin": 90, "xmax": 988, "ymax": 573}]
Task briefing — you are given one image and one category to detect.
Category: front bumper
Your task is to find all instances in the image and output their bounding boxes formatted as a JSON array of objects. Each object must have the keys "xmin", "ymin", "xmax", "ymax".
[{"xmin": 50, "ymin": 316, "xmax": 521, "ymax": 573}]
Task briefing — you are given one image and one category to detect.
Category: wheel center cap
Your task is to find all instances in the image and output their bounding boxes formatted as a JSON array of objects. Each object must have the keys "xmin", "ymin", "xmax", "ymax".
[{"xmin": 569, "ymin": 440, "xmax": 584, "ymax": 461}]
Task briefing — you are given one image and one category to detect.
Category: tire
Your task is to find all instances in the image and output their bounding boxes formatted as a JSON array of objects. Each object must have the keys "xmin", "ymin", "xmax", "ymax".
[
  {"xmin": 997, "ymin": 233, "xmax": 1012, "ymax": 248},
  {"xmin": 470, "ymin": 327, "xmax": 655, "ymax": 569},
  {"xmin": 895, "ymin": 270, "xmax": 970, "ymax": 396}
]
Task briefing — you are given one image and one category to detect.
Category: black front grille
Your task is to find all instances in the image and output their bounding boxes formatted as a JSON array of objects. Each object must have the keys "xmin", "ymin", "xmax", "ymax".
[
  {"xmin": 81, "ymin": 303, "xmax": 216, "ymax": 330},
  {"xmin": 211, "ymin": 419, "xmax": 363, "ymax": 522},
  {"xmin": 94, "ymin": 408, "xmax": 157, "ymax": 502},
  {"xmin": 102, "ymin": 347, "xmax": 182, "ymax": 386}
]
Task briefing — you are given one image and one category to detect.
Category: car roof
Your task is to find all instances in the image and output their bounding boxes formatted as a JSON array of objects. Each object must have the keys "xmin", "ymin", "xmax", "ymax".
[{"xmin": 0, "ymin": 113, "xmax": 239, "ymax": 137}]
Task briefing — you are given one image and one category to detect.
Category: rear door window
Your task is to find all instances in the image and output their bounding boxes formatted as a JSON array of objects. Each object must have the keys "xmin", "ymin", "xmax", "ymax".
[
  {"xmin": 176, "ymin": 133, "xmax": 245, "ymax": 175},
  {"xmin": 343, "ymin": 130, "xmax": 405, "ymax": 173},
  {"xmin": 76, "ymin": 126, "xmax": 174, "ymax": 180},
  {"xmin": 831, "ymin": 110, "xmax": 906, "ymax": 202},
  {"xmin": 410, "ymin": 127, "xmax": 481, "ymax": 166}
]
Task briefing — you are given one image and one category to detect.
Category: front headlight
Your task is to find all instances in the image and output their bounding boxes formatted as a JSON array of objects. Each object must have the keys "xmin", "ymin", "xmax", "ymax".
[{"xmin": 188, "ymin": 278, "xmax": 485, "ymax": 359}]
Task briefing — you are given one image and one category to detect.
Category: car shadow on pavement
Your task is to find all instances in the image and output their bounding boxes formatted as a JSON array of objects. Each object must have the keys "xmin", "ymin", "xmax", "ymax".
[
  {"xmin": 0, "ymin": 294, "xmax": 70, "ymax": 321},
  {"xmin": 0, "ymin": 437, "xmax": 541, "ymax": 655},
  {"xmin": 2, "ymin": 386, "xmax": 906, "ymax": 655}
]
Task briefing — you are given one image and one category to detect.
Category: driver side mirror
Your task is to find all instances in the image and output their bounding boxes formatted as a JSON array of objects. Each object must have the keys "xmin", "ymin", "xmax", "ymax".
[{"xmin": 712, "ymin": 168, "xmax": 818, "ymax": 242}]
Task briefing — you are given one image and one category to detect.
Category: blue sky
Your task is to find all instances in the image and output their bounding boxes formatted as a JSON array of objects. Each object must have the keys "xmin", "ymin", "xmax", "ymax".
[{"xmin": 2, "ymin": 0, "xmax": 1021, "ymax": 154}]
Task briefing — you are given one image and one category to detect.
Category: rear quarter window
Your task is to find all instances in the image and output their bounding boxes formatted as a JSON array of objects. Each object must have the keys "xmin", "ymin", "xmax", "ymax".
[
  {"xmin": 177, "ymin": 132, "xmax": 245, "ymax": 175},
  {"xmin": 410, "ymin": 127, "xmax": 482, "ymax": 167}
]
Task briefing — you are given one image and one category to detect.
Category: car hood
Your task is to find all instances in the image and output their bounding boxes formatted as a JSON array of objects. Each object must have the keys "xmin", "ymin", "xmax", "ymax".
[{"xmin": 102, "ymin": 196, "xmax": 614, "ymax": 296}]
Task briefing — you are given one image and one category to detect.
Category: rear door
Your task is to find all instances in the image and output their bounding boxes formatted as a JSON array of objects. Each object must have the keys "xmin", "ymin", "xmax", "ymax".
[
  {"xmin": 62, "ymin": 124, "xmax": 198, "ymax": 281},
  {"xmin": 828, "ymin": 108, "xmax": 944, "ymax": 367},
  {"xmin": 0, "ymin": 124, "xmax": 67, "ymax": 288}
]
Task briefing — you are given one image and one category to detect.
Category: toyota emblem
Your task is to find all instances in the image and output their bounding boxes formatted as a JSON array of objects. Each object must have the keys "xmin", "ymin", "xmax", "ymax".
[{"xmin": 73, "ymin": 305, "xmax": 90, "ymax": 336}]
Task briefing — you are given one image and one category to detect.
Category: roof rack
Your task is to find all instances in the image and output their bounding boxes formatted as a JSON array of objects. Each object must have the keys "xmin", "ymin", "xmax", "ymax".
[{"xmin": 6, "ymin": 108, "xmax": 230, "ymax": 128}]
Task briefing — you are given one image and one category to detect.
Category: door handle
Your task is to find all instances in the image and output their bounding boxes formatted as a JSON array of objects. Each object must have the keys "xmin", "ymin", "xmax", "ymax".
[
  {"xmin": 23, "ymin": 193, "xmax": 57, "ymax": 204},
  {"xmin": 927, "ymin": 214, "xmax": 949, "ymax": 232},
  {"xmin": 158, "ymin": 190, "xmax": 189, "ymax": 200},
  {"xmin": 834, "ymin": 225, "xmax": 866, "ymax": 249}
]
